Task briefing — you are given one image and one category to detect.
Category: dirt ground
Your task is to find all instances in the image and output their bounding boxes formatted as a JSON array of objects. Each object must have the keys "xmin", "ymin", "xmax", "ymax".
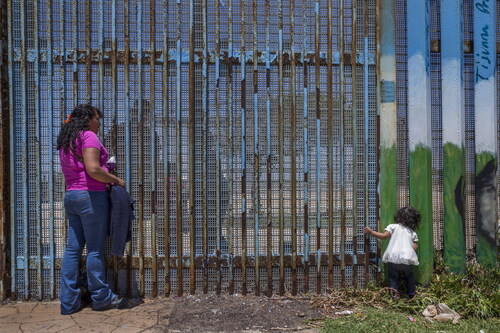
[
  {"xmin": 0, "ymin": 294, "xmax": 331, "ymax": 333},
  {"xmin": 166, "ymin": 294, "xmax": 326, "ymax": 332}
]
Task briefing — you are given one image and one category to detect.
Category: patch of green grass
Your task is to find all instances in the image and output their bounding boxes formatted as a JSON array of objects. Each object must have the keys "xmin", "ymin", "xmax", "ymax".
[
  {"xmin": 320, "ymin": 306, "xmax": 500, "ymax": 333},
  {"xmin": 311, "ymin": 256, "xmax": 499, "ymax": 320},
  {"xmin": 397, "ymin": 256, "xmax": 500, "ymax": 319}
]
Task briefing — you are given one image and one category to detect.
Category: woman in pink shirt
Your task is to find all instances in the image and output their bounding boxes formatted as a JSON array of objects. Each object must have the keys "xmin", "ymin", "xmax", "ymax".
[{"xmin": 57, "ymin": 104, "xmax": 131, "ymax": 314}]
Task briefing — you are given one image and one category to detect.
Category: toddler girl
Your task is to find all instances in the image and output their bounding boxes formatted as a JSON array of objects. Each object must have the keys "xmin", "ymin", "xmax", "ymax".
[{"xmin": 364, "ymin": 206, "xmax": 421, "ymax": 298}]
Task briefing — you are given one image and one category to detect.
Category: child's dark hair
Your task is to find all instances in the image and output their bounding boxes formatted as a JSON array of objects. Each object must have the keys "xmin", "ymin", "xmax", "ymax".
[{"xmin": 394, "ymin": 206, "xmax": 421, "ymax": 230}]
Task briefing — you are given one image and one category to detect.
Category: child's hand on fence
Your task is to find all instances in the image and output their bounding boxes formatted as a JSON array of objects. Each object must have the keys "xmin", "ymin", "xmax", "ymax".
[{"xmin": 363, "ymin": 227, "xmax": 373, "ymax": 235}]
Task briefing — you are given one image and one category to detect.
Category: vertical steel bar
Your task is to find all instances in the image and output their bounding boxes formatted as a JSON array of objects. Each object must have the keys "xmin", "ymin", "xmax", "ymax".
[
  {"xmin": 150, "ymin": 0, "xmax": 158, "ymax": 298},
  {"xmin": 98, "ymin": 0, "xmax": 104, "ymax": 139},
  {"xmin": 215, "ymin": 0, "xmax": 222, "ymax": 296},
  {"xmin": 34, "ymin": 0, "xmax": 43, "ymax": 300},
  {"xmin": 124, "ymin": 0, "xmax": 132, "ymax": 296},
  {"xmin": 175, "ymin": 0, "xmax": 183, "ymax": 296},
  {"xmin": 473, "ymin": 0, "xmax": 497, "ymax": 268},
  {"xmin": 72, "ymin": 0, "xmax": 77, "ymax": 105},
  {"xmin": 7, "ymin": 0, "xmax": 15, "ymax": 299},
  {"xmin": 252, "ymin": 0, "xmax": 260, "ymax": 297},
  {"xmin": 20, "ymin": 0, "xmax": 29, "ymax": 299},
  {"xmin": 314, "ymin": 0, "xmax": 321, "ymax": 294},
  {"xmin": 59, "ymin": 0, "xmax": 67, "ymax": 257},
  {"xmin": 363, "ymin": 0, "xmax": 370, "ymax": 286},
  {"xmin": 240, "ymin": 0, "xmax": 248, "ymax": 296},
  {"xmin": 407, "ymin": 0, "xmax": 433, "ymax": 284},
  {"xmin": 351, "ymin": 0, "xmax": 358, "ymax": 289},
  {"xmin": 110, "ymin": 0, "xmax": 116, "ymax": 154},
  {"xmin": 0, "ymin": 0, "xmax": 9, "ymax": 301},
  {"xmin": 202, "ymin": 0, "xmax": 209, "ymax": 295},
  {"xmin": 327, "ymin": 0, "xmax": 334, "ymax": 289},
  {"xmin": 188, "ymin": 0, "xmax": 195, "ymax": 295},
  {"xmin": 162, "ymin": 0, "xmax": 171, "ymax": 297},
  {"xmin": 227, "ymin": 0, "xmax": 234, "ymax": 295},
  {"xmin": 137, "ymin": 0, "xmax": 145, "ymax": 297},
  {"xmin": 47, "ymin": 0, "xmax": 55, "ymax": 299},
  {"xmin": 378, "ymin": 0, "xmax": 397, "ymax": 285},
  {"xmin": 290, "ymin": 0, "xmax": 297, "ymax": 296},
  {"xmin": 339, "ymin": 0, "xmax": 346, "ymax": 288},
  {"xmin": 111, "ymin": 0, "xmax": 119, "ymax": 292},
  {"xmin": 302, "ymin": 0, "xmax": 309, "ymax": 293},
  {"xmin": 278, "ymin": 0, "xmax": 284, "ymax": 297},
  {"xmin": 265, "ymin": 0, "xmax": 272, "ymax": 297},
  {"xmin": 441, "ymin": 0, "xmax": 466, "ymax": 274},
  {"xmin": 85, "ymin": 0, "xmax": 91, "ymax": 103}
]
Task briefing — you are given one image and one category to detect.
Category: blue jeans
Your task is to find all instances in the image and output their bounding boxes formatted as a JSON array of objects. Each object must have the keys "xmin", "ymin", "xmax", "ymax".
[
  {"xmin": 60, "ymin": 190, "xmax": 116, "ymax": 314},
  {"xmin": 387, "ymin": 262, "xmax": 416, "ymax": 296}
]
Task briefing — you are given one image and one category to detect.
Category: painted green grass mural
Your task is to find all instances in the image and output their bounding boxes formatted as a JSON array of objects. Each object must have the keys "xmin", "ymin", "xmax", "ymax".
[
  {"xmin": 409, "ymin": 145, "xmax": 433, "ymax": 285},
  {"xmin": 443, "ymin": 143, "xmax": 466, "ymax": 273},
  {"xmin": 379, "ymin": 145, "xmax": 397, "ymax": 246}
]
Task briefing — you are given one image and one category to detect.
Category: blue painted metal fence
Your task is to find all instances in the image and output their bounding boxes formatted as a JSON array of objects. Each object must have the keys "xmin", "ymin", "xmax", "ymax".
[
  {"xmin": 1, "ymin": 0, "xmax": 498, "ymax": 300},
  {"xmin": 5, "ymin": 0, "xmax": 380, "ymax": 299}
]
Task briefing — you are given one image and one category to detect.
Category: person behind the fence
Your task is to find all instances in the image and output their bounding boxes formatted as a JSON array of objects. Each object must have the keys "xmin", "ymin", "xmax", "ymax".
[
  {"xmin": 363, "ymin": 206, "xmax": 420, "ymax": 298},
  {"xmin": 57, "ymin": 104, "xmax": 133, "ymax": 314}
]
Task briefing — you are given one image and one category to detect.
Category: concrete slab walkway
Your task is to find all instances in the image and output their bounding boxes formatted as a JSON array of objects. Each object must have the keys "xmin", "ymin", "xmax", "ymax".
[{"xmin": 0, "ymin": 299, "xmax": 320, "ymax": 333}]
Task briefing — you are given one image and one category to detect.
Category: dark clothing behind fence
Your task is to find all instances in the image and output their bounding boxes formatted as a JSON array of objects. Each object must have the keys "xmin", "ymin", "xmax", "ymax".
[{"xmin": 108, "ymin": 185, "xmax": 135, "ymax": 256}]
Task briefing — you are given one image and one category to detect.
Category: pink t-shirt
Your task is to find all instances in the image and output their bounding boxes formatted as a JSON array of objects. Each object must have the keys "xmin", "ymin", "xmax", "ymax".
[{"xmin": 59, "ymin": 130, "xmax": 109, "ymax": 191}]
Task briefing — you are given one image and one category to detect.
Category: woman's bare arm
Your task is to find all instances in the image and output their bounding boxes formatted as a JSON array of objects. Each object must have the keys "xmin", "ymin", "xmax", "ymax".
[{"xmin": 83, "ymin": 147, "xmax": 125, "ymax": 187}]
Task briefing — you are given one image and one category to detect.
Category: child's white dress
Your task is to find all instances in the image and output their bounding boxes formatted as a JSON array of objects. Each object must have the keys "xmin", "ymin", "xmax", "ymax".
[{"xmin": 382, "ymin": 223, "xmax": 419, "ymax": 265}]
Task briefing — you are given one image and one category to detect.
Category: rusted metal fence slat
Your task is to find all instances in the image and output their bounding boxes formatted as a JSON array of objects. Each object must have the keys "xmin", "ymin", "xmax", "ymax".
[
  {"xmin": 137, "ymin": 0, "xmax": 145, "ymax": 297},
  {"xmin": 72, "ymin": 0, "xmax": 77, "ymax": 105},
  {"xmin": 111, "ymin": 0, "xmax": 120, "ymax": 293},
  {"xmin": 339, "ymin": 0, "xmax": 347, "ymax": 289},
  {"xmin": 290, "ymin": 0, "xmax": 298, "ymax": 296},
  {"xmin": 150, "ymin": 0, "xmax": 158, "ymax": 298},
  {"xmin": 240, "ymin": 0, "xmax": 248, "ymax": 297},
  {"xmin": 20, "ymin": 0, "xmax": 29, "ymax": 299},
  {"xmin": 162, "ymin": 0, "xmax": 171, "ymax": 298},
  {"xmin": 85, "ymin": 0, "xmax": 91, "ymax": 103},
  {"xmin": 227, "ymin": 0, "xmax": 234, "ymax": 295},
  {"xmin": 215, "ymin": 0, "xmax": 222, "ymax": 296},
  {"xmin": 314, "ymin": 0, "xmax": 321, "ymax": 294},
  {"xmin": 302, "ymin": 0, "xmax": 309, "ymax": 294},
  {"xmin": 188, "ymin": 0, "xmax": 195, "ymax": 296},
  {"xmin": 351, "ymin": 0, "xmax": 359, "ymax": 289},
  {"xmin": 47, "ymin": 0, "xmax": 56, "ymax": 299},
  {"xmin": 124, "ymin": 0, "xmax": 132, "ymax": 296},
  {"xmin": 7, "ymin": 0, "xmax": 15, "ymax": 299},
  {"xmin": 363, "ymin": 0, "xmax": 370, "ymax": 286},
  {"xmin": 327, "ymin": 0, "xmax": 334, "ymax": 289},
  {"xmin": 252, "ymin": 0, "xmax": 260, "ymax": 297},
  {"xmin": 59, "ymin": 0, "xmax": 67, "ymax": 259},
  {"xmin": 33, "ymin": 0, "xmax": 42, "ymax": 300},
  {"xmin": 201, "ymin": 0, "xmax": 208, "ymax": 295},
  {"xmin": 175, "ymin": 0, "xmax": 183, "ymax": 296},
  {"xmin": 278, "ymin": 0, "xmax": 284, "ymax": 296},
  {"xmin": 265, "ymin": 0, "xmax": 272, "ymax": 298}
]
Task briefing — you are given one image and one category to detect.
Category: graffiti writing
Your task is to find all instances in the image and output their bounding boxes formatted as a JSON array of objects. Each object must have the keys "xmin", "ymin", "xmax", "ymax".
[
  {"xmin": 475, "ymin": 23, "xmax": 492, "ymax": 82},
  {"xmin": 475, "ymin": 0, "xmax": 490, "ymax": 14}
]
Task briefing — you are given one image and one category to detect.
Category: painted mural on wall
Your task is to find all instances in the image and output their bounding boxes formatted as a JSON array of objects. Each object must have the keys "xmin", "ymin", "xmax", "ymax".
[
  {"xmin": 443, "ymin": 143, "xmax": 466, "ymax": 273},
  {"xmin": 474, "ymin": 0, "xmax": 497, "ymax": 267},
  {"xmin": 475, "ymin": 155, "xmax": 497, "ymax": 266}
]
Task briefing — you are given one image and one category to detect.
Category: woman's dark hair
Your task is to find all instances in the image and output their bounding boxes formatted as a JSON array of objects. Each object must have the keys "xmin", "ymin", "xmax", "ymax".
[
  {"xmin": 57, "ymin": 104, "xmax": 102, "ymax": 158},
  {"xmin": 394, "ymin": 206, "xmax": 421, "ymax": 230}
]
